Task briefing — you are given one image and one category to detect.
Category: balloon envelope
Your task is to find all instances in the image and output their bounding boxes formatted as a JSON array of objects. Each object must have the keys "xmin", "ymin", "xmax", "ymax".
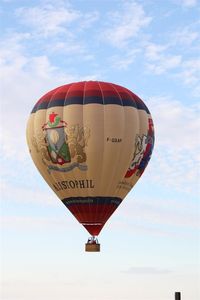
[{"xmin": 26, "ymin": 81, "xmax": 154, "ymax": 236}]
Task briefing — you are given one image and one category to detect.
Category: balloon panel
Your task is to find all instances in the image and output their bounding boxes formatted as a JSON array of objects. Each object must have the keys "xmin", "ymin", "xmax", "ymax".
[{"xmin": 26, "ymin": 81, "xmax": 154, "ymax": 235}]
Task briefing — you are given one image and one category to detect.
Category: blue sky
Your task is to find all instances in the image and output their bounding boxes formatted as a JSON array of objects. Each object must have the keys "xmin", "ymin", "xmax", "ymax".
[{"xmin": 0, "ymin": 0, "xmax": 199, "ymax": 300}]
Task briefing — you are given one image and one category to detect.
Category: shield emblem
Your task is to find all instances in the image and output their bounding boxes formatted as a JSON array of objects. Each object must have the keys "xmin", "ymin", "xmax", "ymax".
[{"xmin": 43, "ymin": 112, "xmax": 71, "ymax": 165}]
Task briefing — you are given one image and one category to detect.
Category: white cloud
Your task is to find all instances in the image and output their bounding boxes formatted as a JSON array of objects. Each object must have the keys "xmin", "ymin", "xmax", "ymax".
[
  {"xmin": 148, "ymin": 96, "xmax": 200, "ymax": 151},
  {"xmin": 15, "ymin": 3, "xmax": 99, "ymax": 38},
  {"xmin": 110, "ymin": 49, "xmax": 140, "ymax": 70},
  {"xmin": 180, "ymin": 0, "xmax": 198, "ymax": 7},
  {"xmin": 147, "ymin": 55, "xmax": 182, "ymax": 74},
  {"xmin": 103, "ymin": 1, "xmax": 152, "ymax": 47},
  {"xmin": 144, "ymin": 39, "xmax": 199, "ymax": 95},
  {"xmin": 78, "ymin": 11, "xmax": 99, "ymax": 29},
  {"xmin": 46, "ymin": 39, "xmax": 93, "ymax": 59},
  {"xmin": 178, "ymin": 58, "xmax": 200, "ymax": 87},
  {"xmin": 145, "ymin": 42, "xmax": 182, "ymax": 74},
  {"xmin": 191, "ymin": 84, "xmax": 200, "ymax": 97},
  {"xmin": 145, "ymin": 96, "xmax": 200, "ymax": 193},
  {"xmin": 14, "ymin": 3, "xmax": 99, "ymax": 61},
  {"xmin": 16, "ymin": 4, "xmax": 80, "ymax": 37},
  {"xmin": 145, "ymin": 43, "xmax": 168, "ymax": 61},
  {"xmin": 171, "ymin": 26, "xmax": 199, "ymax": 46}
]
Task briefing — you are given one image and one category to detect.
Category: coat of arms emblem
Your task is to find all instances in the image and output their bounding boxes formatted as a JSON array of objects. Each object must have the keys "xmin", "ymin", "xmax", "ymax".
[{"xmin": 30, "ymin": 112, "xmax": 91, "ymax": 173}]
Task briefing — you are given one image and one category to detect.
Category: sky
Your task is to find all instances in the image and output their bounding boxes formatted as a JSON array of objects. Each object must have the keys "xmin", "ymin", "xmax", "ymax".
[{"xmin": 0, "ymin": 0, "xmax": 200, "ymax": 299}]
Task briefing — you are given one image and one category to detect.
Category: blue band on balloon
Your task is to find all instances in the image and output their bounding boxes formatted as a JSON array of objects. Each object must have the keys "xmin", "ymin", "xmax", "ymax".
[
  {"xmin": 31, "ymin": 96, "xmax": 149, "ymax": 113},
  {"xmin": 62, "ymin": 196, "xmax": 122, "ymax": 207}
]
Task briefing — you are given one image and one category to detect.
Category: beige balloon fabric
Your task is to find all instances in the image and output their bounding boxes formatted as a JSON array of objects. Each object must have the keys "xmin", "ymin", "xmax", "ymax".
[{"xmin": 26, "ymin": 81, "xmax": 154, "ymax": 236}]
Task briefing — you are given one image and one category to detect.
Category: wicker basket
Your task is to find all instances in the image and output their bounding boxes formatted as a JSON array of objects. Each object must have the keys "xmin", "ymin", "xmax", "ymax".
[{"xmin": 85, "ymin": 243, "xmax": 100, "ymax": 252}]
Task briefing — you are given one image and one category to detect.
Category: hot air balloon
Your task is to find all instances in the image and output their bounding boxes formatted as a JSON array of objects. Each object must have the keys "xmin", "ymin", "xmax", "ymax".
[{"xmin": 26, "ymin": 81, "xmax": 154, "ymax": 252}]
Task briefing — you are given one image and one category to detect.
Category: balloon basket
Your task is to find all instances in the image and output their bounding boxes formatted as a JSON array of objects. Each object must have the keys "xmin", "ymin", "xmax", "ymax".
[{"xmin": 85, "ymin": 236, "xmax": 100, "ymax": 252}]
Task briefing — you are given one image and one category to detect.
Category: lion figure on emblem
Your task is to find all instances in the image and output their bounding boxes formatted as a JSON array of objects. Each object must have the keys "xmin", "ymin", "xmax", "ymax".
[{"xmin": 65, "ymin": 125, "xmax": 90, "ymax": 163}]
